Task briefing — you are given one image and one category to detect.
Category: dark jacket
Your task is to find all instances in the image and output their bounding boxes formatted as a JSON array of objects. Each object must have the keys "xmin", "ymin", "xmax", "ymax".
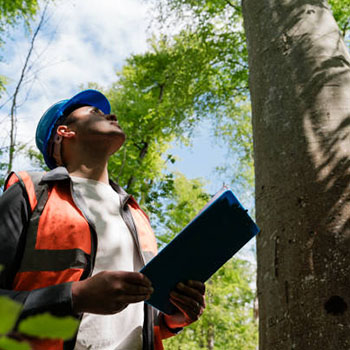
[{"xmin": 0, "ymin": 167, "xmax": 175, "ymax": 350}]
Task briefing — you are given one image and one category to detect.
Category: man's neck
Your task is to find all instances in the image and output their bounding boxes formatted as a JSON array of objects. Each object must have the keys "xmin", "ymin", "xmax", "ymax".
[
  {"xmin": 66, "ymin": 158, "xmax": 110, "ymax": 184},
  {"xmin": 61, "ymin": 138, "xmax": 117, "ymax": 184}
]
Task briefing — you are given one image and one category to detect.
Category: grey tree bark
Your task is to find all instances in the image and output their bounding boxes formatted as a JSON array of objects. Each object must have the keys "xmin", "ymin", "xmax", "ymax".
[{"xmin": 242, "ymin": 1, "xmax": 350, "ymax": 349}]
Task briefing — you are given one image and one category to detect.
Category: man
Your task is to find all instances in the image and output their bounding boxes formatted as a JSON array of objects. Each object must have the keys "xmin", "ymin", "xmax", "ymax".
[{"xmin": 0, "ymin": 90, "xmax": 205, "ymax": 350}]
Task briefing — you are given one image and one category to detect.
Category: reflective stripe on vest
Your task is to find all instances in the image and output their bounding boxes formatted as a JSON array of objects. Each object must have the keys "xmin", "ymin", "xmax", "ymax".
[
  {"xmin": 6, "ymin": 172, "xmax": 91, "ymax": 350},
  {"xmin": 6, "ymin": 172, "xmax": 91, "ymax": 291},
  {"xmin": 6, "ymin": 171, "xmax": 38, "ymax": 210}
]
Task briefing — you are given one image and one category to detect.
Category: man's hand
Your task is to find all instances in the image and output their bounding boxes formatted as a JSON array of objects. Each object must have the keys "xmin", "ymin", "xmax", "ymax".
[
  {"xmin": 163, "ymin": 280, "xmax": 206, "ymax": 329},
  {"xmin": 71, "ymin": 271, "xmax": 153, "ymax": 314}
]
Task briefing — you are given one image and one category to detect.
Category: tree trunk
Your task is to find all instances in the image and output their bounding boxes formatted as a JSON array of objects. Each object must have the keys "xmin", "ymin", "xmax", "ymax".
[
  {"xmin": 242, "ymin": 1, "xmax": 350, "ymax": 349},
  {"xmin": 207, "ymin": 324, "xmax": 214, "ymax": 350}
]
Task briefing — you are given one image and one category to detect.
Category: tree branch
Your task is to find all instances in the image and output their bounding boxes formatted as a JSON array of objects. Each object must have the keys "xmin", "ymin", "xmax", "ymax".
[
  {"xmin": 7, "ymin": 2, "xmax": 49, "ymax": 174},
  {"xmin": 127, "ymin": 79, "xmax": 165, "ymax": 191},
  {"xmin": 126, "ymin": 141, "xmax": 149, "ymax": 190},
  {"xmin": 223, "ymin": 0, "xmax": 240, "ymax": 12},
  {"xmin": 139, "ymin": 141, "xmax": 149, "ymax": 160},
  {"xmin": 116, "ymin": 146, "xmax": 127, "ymax": 183},
  {"xmin": 159, "ymin": 82, "xmax": 165, "ymax": 102},
  {"xmin": 342, "ymin": 20, "xmax": 350, "ymax": 38}
]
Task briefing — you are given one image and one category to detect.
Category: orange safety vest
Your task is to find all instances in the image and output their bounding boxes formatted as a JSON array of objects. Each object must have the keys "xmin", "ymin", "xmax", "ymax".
[{"xmin": 5, "ymin": 169, "xmax": 166, "ymax": 350}]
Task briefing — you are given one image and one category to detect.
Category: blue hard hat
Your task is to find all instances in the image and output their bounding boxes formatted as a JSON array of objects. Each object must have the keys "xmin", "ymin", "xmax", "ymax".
[{"xmin": 36, "ymin": 89, "xmax": 111, "ymax": 169}]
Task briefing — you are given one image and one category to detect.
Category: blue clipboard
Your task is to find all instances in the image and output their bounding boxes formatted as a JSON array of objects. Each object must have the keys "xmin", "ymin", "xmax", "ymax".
[{"xmin": 140, "ymin": 188, "xmax": 260, "ymax": 315}]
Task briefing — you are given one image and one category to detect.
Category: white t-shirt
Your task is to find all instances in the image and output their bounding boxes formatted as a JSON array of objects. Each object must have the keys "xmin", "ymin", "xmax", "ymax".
[{"xmin": 72, "ymin": 177, "xmax": 144, "ymax": 350}]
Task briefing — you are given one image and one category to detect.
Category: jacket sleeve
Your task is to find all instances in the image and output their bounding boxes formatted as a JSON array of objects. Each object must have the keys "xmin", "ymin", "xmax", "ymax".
[
  {"xmin": 0, "ymin": 182, "xmax": 75, "ymax": 320},
  {"xmin": 152, "ymin": 311, "xmax": 183, "ymax": 347}
]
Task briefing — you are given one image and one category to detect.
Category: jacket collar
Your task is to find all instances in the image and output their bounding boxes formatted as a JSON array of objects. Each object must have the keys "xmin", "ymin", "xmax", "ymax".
[
  {"xmin": 109, "ymin": 180, "xmax": 130, "ymax": 206},
  {"xmin": 41, "ymin": 166, "xmax": 70, "ymax": 182},
  {"xmin": 41, "ymin": 166, "xmax": 130, "ymax": 205}
]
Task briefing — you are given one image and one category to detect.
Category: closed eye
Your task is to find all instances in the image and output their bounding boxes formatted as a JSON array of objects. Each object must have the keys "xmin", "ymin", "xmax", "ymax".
[{"xmin": 91, "ymin": 107, "xmax": 104, "ymax": 116}]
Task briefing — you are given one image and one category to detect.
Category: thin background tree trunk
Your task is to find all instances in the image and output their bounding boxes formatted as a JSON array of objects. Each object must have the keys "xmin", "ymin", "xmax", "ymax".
[
  {"xmin": 6, "ymin": 2, "xmax": 49, "ymax": 174},
  {"xmin": 242, "ymin": 0, "xmax": 350, "ymax": 348}
]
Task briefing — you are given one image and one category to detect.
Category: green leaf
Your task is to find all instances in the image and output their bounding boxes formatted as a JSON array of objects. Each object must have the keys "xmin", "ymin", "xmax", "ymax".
[
  {"xmin": 0, "ymin": 336, "xmax": 31, "ymax": 350},
  {"xmin": 18, "ymin": 313, "xmax": 79, "ymax": 340},
  {"xmin": 0, "ymin": 297, "xmax": 22, "ymax": 335}
]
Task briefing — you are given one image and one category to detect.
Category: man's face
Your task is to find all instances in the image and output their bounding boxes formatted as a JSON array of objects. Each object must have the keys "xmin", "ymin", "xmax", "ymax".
[{"xmin": 66, "ymin": 105, "xmax": 126, "ymax": 152}]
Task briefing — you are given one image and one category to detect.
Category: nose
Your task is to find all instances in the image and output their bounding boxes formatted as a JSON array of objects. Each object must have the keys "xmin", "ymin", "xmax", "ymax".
[{"xmin": 106, "ymin": 114, "xmax": 117, "ymax": 121}]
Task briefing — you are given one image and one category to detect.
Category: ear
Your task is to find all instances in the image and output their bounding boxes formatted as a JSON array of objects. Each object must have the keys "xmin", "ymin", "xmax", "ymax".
[{"xmin": 56, "ymin": 125, "xmax": 76, "ymax": 139}]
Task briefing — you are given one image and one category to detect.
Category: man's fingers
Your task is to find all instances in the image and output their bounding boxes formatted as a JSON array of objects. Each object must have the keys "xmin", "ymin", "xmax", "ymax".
[
  {"xmin": 114, "ymin": 283, "xmax": 153, "ymax": 296},
  {"xmin": 165, "ymin": 281, "xmax": 206, "ymax": 328},
  {"xmin": 169, "ymin": 295, "xmax": 203, "ymax": 321},
  {"xmin": 72, "ymin": 271, "xmax": 154, "ymax": 314},
  {"xmin": 174, "ymin": 282, "xmax": 205, "ymax": 307},
  {"xmin": 169, "ymin": 297, "xmax": 188, "ymax": 316},
  {"xmin": 108, "ymin": 293, "xmax": 152, "ymax": 314},
  {"xmin": 110, "ymin": 272, "xmax": 153, "ymax": 296},
  {"xmin": 187, "ymin": 280, "xmax": 206, "ymax": 294},
  {"xmin": 170, "ymin": 289, "xmax": 205, "ymax": 310},
  {"xmin": 115, "ymin": 271, "xmax": 152, "ymax": 287},
  {"xmin": 118, "ymin": 293, "xmax": 152, "ymax": 304},
  {"xmin": 108, "ymin": 271, "xmax": 153, "ymax": 294}
]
